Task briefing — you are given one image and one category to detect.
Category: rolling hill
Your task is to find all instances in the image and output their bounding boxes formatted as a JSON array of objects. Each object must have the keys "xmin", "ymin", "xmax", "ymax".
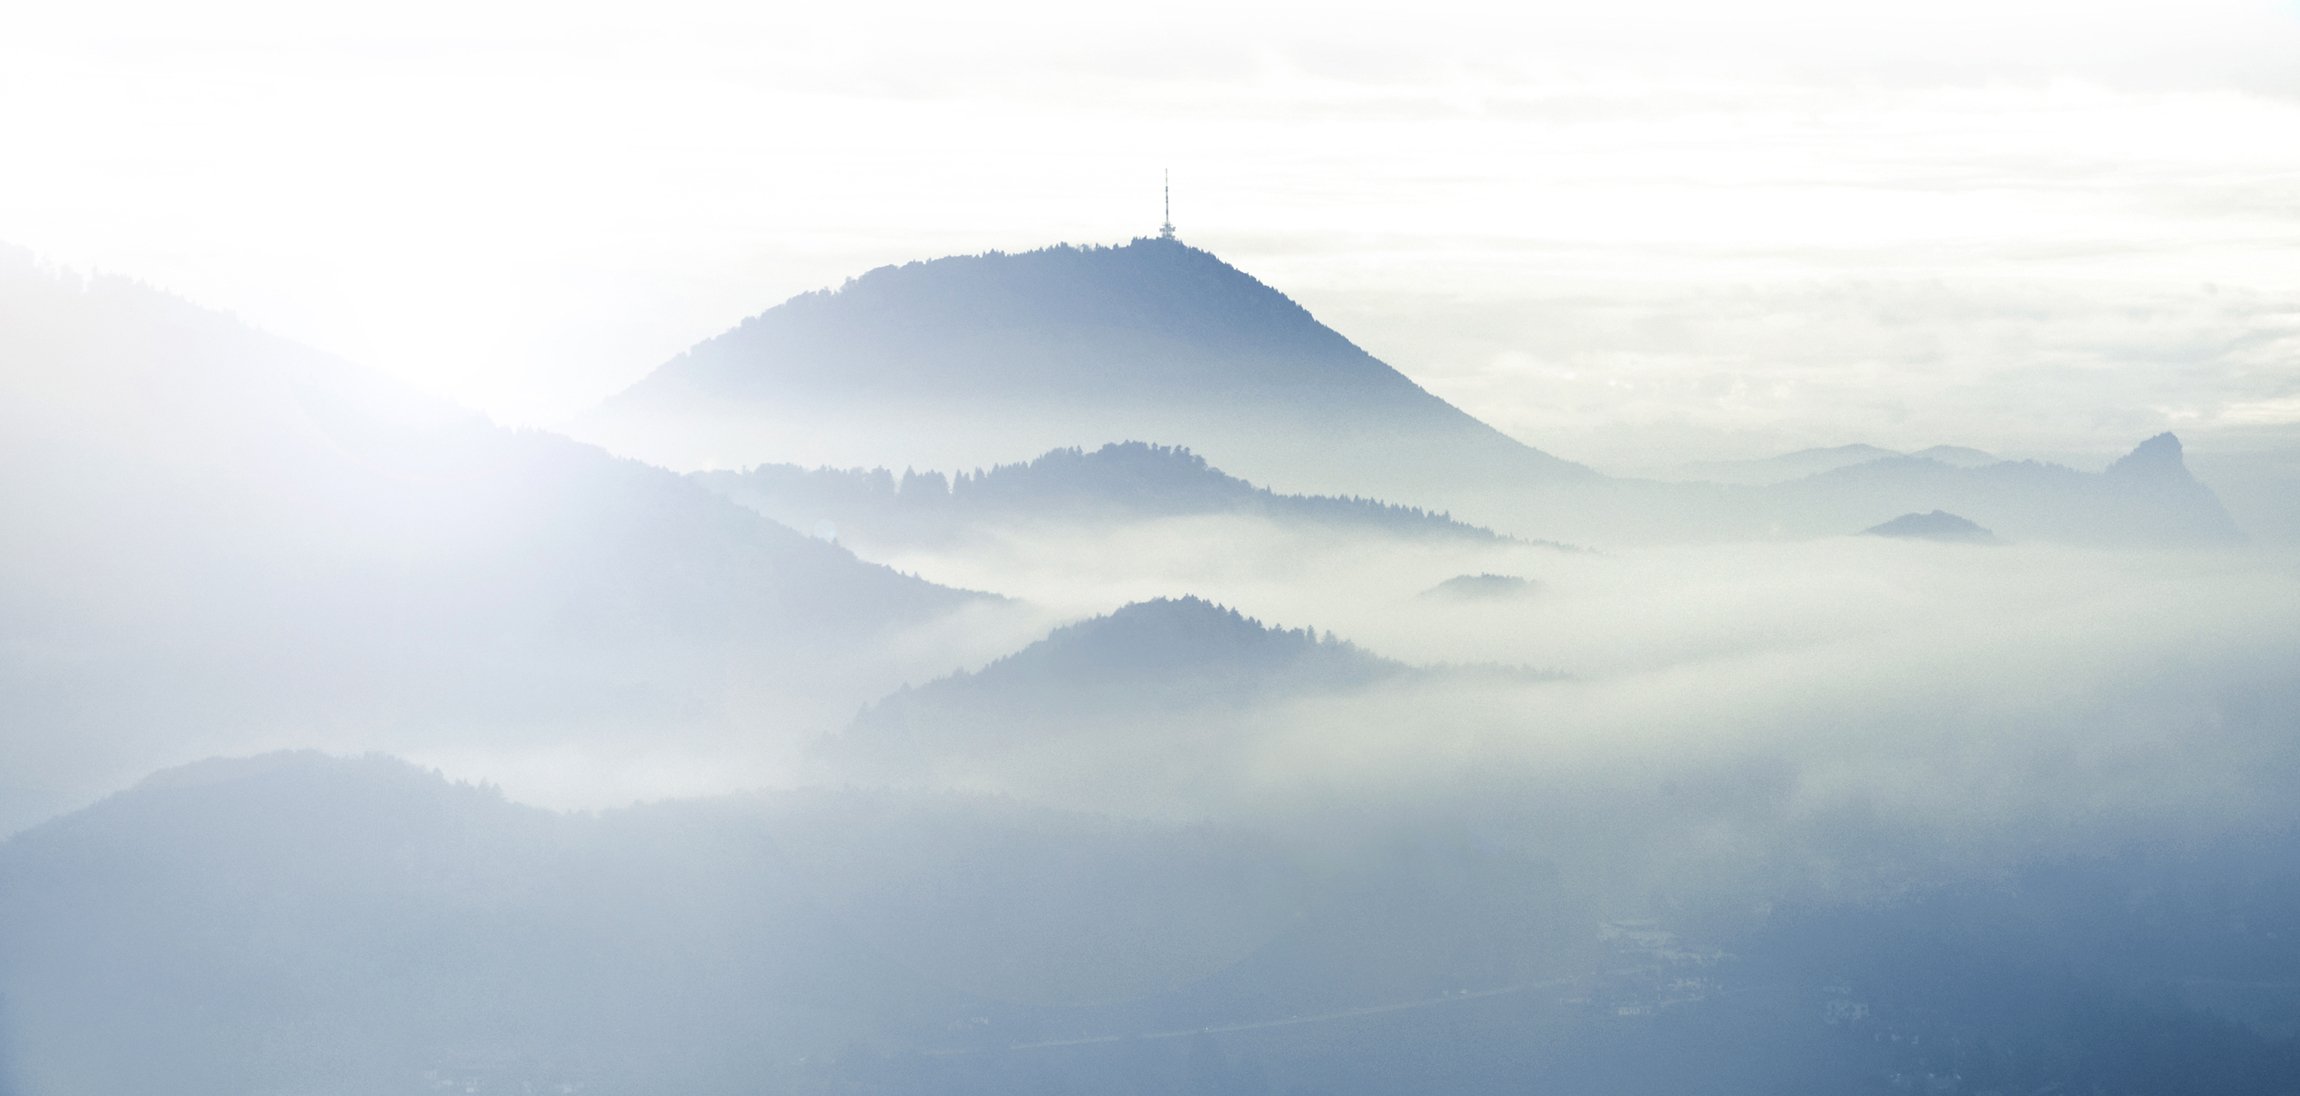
[{"xmin": 819, "ymin": 597, "xmax": 1557, "ymax": 797}]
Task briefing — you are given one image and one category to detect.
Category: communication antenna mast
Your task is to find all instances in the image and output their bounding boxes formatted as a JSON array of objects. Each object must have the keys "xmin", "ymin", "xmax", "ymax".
[{"xmin": 1159, "ymin": 169, "xmax": 1177, "ymax": 240}]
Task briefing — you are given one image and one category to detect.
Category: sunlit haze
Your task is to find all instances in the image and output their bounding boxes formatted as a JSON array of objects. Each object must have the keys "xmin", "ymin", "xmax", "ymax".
[
  {"xmin": 8, "ymin": 5, "xmax": 2300, "ymax": 1094},
  {"xmin": 8, "ymin": 0, "xmax": 2300, "ymax": 466}
]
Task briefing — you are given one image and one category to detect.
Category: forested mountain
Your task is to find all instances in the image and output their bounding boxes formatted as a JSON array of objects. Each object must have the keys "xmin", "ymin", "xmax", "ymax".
[
  {"xmin": 0, "ymin": 752, "xmax": 1587, "ymax": 1096},
  {"xmin": 820, "ymin": 597, "xmax": 1555, "ymax": 798},
  {"xmin": 829, "ymin": 597, "xmax": 1403, "ymax": 772},
  {"xmin": 871, "ymin": 596, "xmax": 1405, "ymax": 706},
  {"xmin": 0, "ymin": 753, "xmax": 1303, "ymax": 1096},
  {"xmin": 0, "ymin": 247, "xmax": 999, "ymax": 832},
  {"xmin": 695, "ymin": 442, "xmax": 1513, "ymax": 551},
  {"xmin": 582, "ymin": 238, "xmax": 1593, "ymax": 503}
]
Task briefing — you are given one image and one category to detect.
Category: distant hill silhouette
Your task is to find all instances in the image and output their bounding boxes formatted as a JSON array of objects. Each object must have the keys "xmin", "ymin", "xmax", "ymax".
[
  {"xmin": 0, "ymin": 246, "xmax": 991, "ymax": 832},
  {"xmin": 1911, "ymin": 445, "xmax": 2000, "ymax": 467},
  {"xmin": 1664, "ymin": 443, "xmax": 1905, "ymax": 485},
  {"xmin": 1421, "ymin": 573, "xmax": 1541, "ymax": 600},
  {"xmin": 1663, "ymin": 443, "xmax": 1999, "ymax": 486},
  {"xmin": 1862, "ymin": 511, "xmax": 2002, "ymax": 544},
  {"xmin": 585, "ymin": 238, "xmax": 1593, "ymax": 502},
  {"xmin": 696, "ymin": 441, "xmax": 1523, "ymax": 550},
  {"xmin": 1559, "ymin": 433, "xmax": 2239, "ymax": 546}
]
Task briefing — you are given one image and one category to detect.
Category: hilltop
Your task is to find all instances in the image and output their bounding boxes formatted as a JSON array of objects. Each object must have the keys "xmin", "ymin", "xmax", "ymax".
[
  {"xmin": 856, "ymin": 595, "xmax": 1404, "ymax": 718},
  {"xmin": 821, "ymin": 597, "xmax": 1410, "ymax": 778},
  {"xmin": 585, "ymin": 238, "xmax": 1592, "ymax": 503}
]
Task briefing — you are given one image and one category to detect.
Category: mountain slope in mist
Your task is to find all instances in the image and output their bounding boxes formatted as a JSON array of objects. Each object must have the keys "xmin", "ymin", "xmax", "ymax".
[
  {"xmin": 0, "ymin": 752, "xmax": 1302, "ymax": 1096},
  {"xmin": 0, "ymin": 751, "xmax": 1595, "ymax": 1096},
  {"xmin": 823, "ymin": 597, "xmax": 1395, "ymax": 787},
  {"xmin": 0, "ymin": 247, "xmax": 996, "ymax": 832},
  {"xmin": 821, "ymin": 597, "xmax": 1554, "ymax": 795},
  {"xmin": 696, "ymin": 441, "xmax": 1517, "ymax": 552},
  {"xmin": 585, "ymin": 238, "xmax": 1593, "ymax": 501},
  {"xmin": 842, "ymin": 596, "xmax": 1405, "ymax": 737},
  {"xmin": 15, "ymin": 750, "xmax": 2300, "ymax": 1096}
]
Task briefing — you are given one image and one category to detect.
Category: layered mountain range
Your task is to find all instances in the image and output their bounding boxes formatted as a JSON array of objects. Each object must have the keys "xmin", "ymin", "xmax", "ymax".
[
  {"xmin": 696, "ymin": 441, "xmax": 1515, "ymax": 552},
  {"xmin": 1, "ymin": 229, "xmax": 2293, "ymax": 1096},
  {"xmin": 583, "ymin": 238, "xmax": 2240, "ymax": 547},
  {"xmin": 0, "ymin": 233, "xmax": 2250, "ymax": 829}
]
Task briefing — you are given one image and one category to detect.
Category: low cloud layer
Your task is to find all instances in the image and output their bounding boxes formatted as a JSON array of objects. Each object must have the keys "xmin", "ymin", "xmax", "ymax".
[{"xmin": 834, "ymin": 521, "xmax": 2300, "ymax": 909}]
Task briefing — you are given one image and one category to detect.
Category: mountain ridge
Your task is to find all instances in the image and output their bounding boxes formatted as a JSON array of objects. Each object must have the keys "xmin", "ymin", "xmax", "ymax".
[{"xmin": 696, "ymin": 441, "xmax": 1533, "ymax": 550}]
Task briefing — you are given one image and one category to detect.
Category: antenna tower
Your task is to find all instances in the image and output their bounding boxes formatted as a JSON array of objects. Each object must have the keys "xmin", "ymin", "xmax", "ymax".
[{"xmin": 1159, "ymin": 169, "xmax": 1177, "ymax": 240}]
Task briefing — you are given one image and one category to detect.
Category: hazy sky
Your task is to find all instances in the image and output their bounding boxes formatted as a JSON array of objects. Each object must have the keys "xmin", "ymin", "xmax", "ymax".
[{"xmin": 6, "ymin": 0, "xmax": 2299, "ymax": 467}]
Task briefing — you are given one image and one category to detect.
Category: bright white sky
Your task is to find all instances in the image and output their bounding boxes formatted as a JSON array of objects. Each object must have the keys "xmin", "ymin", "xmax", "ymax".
[{"xmin": 5, "ymin": 0, "xmax": 2299, "ymax": 469}]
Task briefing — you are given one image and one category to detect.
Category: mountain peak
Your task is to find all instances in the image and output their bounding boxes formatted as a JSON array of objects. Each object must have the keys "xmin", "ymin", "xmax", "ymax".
[
  {"xmin": 684, "ymin": 238, "xmax": 1388, "ymax": 396},
  {"xmin": 2105, "ymin": 432, "xmax": 2191, "ymax": 481},
  {"xmin": 586, "ymin": 238, "xmax": 1589, "ymax": 500}
]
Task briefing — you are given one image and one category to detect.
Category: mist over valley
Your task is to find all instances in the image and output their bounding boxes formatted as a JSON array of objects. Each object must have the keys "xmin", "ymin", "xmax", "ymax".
[{"xmin": 5, "ymin": 128, "xmax": 2300, "ymax": 1093}]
